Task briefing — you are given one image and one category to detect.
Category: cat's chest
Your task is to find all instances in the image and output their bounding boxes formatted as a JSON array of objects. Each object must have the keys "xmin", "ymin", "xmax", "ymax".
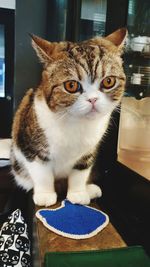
[
  {"xmin": 46, "ymin": 121, "xmax": 102, "ymax": 177},
  {"xmin": 47, "ymin": 120, "xmax": 100, "ymax": 160},
  {"xmin": 35, "ymin": 98, "xmax": 109, "ymax": 175}
]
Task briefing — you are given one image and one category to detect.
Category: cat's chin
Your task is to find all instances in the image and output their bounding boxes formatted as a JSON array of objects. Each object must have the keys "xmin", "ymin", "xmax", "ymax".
[
  {"xmin": 85, "ymin": 109, "xmax": 100, "ymax": 119},
  {"xmin": 68, "ymin": 109, "xmax": 100, "ymax": 120}
]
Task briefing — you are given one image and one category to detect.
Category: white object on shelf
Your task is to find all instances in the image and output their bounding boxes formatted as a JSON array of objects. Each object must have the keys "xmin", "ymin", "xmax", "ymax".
[
  {"xmin": 130, "ymin": 36, "xmax": 150, "ymax": 52},
  {"xmin": 130, "ymin": 73, "xmax": 144, "ymax": 85},
  {"xmin": 0, "ymin": 138, "xmax": 11, "ymax": 159},
  {"xmin": 0, "ymin": 159, "xmax": 10, "ymax": 167}
]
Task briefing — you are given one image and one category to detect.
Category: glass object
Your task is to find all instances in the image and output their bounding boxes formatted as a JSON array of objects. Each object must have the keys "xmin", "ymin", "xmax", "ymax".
[
  {"xmin": 55, "ymin": 0, "xmax": 67, "ymax": 41},
  {"xmin": 79, "ymin": 0, "xmax": 107, "ymax": 41},
  {"xmin": 118, "ymin": 97, "xmax": 150, "ymax": 180},
  {"xmin": 118, "ymin": 0, "xmax": 150, "ymax": 180},
  {"xmin": 126, "ymin": 0, "xmax": 150, "ymax": 54},
  {"xmin": 0, "ymin": 25, "xmax": 5, "ymax": 98},
  {"xmin": 127, "ymin": 0, "xmax": 150, "ymax": 36}
]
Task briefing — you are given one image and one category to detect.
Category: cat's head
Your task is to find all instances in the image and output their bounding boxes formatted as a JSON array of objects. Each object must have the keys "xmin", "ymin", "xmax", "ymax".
[
  {"xmin": 0, "ymin": 250, "xmax": 20, "ymax": 266},
  {"xmin": 31, "ymin": 28, "xmax": 127, "ymax": 119},
  {"xmin": 15, "ymin": 236, "xmax": 30, "ymax": 252}
]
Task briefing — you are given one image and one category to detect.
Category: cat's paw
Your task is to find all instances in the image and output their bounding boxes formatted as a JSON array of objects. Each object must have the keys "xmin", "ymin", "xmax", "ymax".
[
  {"xmin": 33, "ymin": 192, "xmax": 57, "ymax": 207},
  {"xmin": 86, "ymin": 184, "xmax": 102, "ymax": 199},
  {"xmin": 67, "ymin": 191, "xmax": 90, "ymax": 205}
]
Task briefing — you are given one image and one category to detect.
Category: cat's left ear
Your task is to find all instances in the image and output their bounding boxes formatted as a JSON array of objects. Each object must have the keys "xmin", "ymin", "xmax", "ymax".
[{"xmin": 105, "ymin": 28, "xmax": 128, "ymax": 50}]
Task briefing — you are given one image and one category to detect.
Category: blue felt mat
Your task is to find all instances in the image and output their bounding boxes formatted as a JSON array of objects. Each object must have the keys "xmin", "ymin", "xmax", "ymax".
[{"xmin": 36, "ymin": 200, "xmax": 109, "ymax": 239}]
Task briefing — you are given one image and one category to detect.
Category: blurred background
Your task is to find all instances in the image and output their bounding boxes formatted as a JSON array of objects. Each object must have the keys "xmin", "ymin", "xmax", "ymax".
[{"xmin": 0, "ymin": 0, "xmax": 150, "ymax": 263}]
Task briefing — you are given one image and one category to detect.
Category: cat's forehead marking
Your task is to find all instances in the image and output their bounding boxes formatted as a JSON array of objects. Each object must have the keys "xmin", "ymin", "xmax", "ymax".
[
  {"xmin": 69, "ymin": 44, "xmax": 103, "ymax": 83},
  {"xmin": 72, "ymin": 44, "xmax": 99, "ymax": 55}
]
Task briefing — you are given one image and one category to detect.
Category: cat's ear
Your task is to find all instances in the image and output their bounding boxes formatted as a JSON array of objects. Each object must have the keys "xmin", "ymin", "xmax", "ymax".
[
  {"xmin": 105, "ymin": 28, "xmax": 128, "ymax": 49},
  {"xmin": 30, "ymin": 34, "xmax": 71, "ymax": 65}
]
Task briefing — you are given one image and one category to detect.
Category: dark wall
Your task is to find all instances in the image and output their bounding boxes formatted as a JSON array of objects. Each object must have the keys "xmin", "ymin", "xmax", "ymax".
[
  {"xmin": 14, "ymin": 0, "xmax": 47, "ymax": 110},
  {"xmin": 105, "ymin": 0, "xmax": 128, "ymax": 35}
]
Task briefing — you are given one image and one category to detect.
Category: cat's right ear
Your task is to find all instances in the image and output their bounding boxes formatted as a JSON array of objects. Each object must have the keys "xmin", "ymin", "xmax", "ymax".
[
  {"xmin": 30, "ymin": 34, "xmax": 72, "ymax": 65},
  {"xmin": 30, "ymin": 34, "xmax": 56, "ymax": 64}
]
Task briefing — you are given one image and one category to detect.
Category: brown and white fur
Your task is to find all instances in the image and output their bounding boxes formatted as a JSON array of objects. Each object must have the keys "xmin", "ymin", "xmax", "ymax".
[{"xmin": 11, "ymin": 28, "xmax": 127, "ymax": 207}]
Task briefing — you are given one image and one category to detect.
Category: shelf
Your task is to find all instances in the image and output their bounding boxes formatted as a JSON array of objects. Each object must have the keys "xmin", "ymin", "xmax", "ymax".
[
  {"xmin": 126, "ymin": 84, "xmax": 150, "ymax": 90},
  {"xmin": 125, "ymin": 51, "xmax": 150, "ymax": 59},
  {"xmin": 124, "ymin": 84, "xmax": 150, "ymax": 99}
]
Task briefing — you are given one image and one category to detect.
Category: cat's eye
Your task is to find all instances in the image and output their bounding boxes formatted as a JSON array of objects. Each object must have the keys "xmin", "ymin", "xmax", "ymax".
[
  {"xmin": 64, "ymin": 80, "xmax": 82, "ymax": 94},
  {"xmin": 100, "ymin": 76, "xmax": 116, "ymax": 90},
  {"xmin": 12, "ymin": 256, "xmax": 19, "ymax": 260}
]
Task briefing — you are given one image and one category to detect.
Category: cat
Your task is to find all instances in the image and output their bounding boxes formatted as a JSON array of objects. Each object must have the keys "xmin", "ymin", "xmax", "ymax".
[
  {"xmin": 4, "ymin": 236, "xmax": 14, "ymax": 250},
  {"xmin": 15, "ymin": 236, "xmax": 30, "ymax": 252},
  {"xmin": 0, "ymin": 250, "xmax": 20, "ymax": 266},
  {"xmin": 21, "ymin": 253, "xmax": 31, "ymax": 267},
  {"xmin": 10, "ymin": 28, "xmax": 127, "ymax": 207}
]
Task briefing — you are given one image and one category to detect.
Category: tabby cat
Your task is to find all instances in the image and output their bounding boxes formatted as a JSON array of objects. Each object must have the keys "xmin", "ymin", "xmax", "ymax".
[{"xmin": 11, "ymin": 28, "xmax": 127, "ymax": 207}]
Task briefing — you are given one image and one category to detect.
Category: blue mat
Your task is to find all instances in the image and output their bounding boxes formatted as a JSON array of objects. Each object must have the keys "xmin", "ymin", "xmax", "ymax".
[{"xmin": 36, "ymin": 200, "xmax": 109, "ymax": 239}]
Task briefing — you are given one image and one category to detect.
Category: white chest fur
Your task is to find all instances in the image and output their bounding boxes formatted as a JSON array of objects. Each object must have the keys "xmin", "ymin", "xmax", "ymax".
[{"xmin": 34, "ymin": 97, "xmax": 110, "ymax": 177}]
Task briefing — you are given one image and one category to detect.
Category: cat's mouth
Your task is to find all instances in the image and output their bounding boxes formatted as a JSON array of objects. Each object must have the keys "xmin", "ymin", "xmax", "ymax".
[
  {"xmin": 85, "ymin": 106, "xmax": 99, "ymax": 118},
  {"xmin": 91, "ymin": 106, "xmax": 98, "ymax": 112}
]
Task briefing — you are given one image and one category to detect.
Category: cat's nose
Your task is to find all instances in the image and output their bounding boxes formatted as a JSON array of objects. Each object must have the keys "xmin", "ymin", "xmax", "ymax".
[{"xmin": 87, "ymin": 98, "xmax": 98, "ymax": 105}]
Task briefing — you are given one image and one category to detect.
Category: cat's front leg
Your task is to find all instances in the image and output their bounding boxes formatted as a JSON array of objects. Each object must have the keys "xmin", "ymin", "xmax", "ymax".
[
  {"xmin": 67, "ymin": 168, "xmax": 91, "ymax": 205},
  {"xmin": 26, "ymin": 161, "xmax": 57, "ymax": 207},
  {"xmin": 67, "ymin": 168, "xmax": 102, "ymax": 205}
]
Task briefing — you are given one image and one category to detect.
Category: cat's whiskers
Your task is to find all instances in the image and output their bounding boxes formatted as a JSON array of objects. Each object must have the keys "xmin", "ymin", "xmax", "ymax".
[
  {"xmin": 114, "ymin": 105, "xmax": 121, "ymax": 113},
  {"xmin": 75, "ymin": 101, "xmax": 90, "ymax": 111},
  {"xmin": 67, "ymin": 102, "xmax": 89, "ymax": 115},
  {"xmin": 116, "ymin": 104, "xmax": 142, "ymax": 120},
  {"xmin": 109, "ymin": 115, "xmax": 118, "ymax": 129}
]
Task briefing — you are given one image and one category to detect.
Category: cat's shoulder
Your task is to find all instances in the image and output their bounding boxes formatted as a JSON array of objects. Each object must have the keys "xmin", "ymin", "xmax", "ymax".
[
  {"xmin": 17, "ymin": 88, "xmax": 35, "ymax": 114},
  {"xmin": 12, "ymin": 88, "xmax": 36, "ymax": 140}
]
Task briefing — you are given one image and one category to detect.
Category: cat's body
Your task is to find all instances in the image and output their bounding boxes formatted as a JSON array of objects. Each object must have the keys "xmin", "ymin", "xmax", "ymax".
[{"xmin": 11, "ymin": 28, "xmax": 127, "ymax": 206}]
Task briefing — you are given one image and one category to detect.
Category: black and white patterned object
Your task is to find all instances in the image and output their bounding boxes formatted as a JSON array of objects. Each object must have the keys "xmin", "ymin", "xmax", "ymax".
[{"xmin": 0, "ymin": 209, "xmax": 31, "ymax": 267}]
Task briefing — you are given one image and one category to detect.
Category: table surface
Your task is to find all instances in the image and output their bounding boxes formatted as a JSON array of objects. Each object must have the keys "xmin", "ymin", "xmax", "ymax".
[{"xmin": 36, "ymin": 201, "xmax": 126, "ymax": 266}]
